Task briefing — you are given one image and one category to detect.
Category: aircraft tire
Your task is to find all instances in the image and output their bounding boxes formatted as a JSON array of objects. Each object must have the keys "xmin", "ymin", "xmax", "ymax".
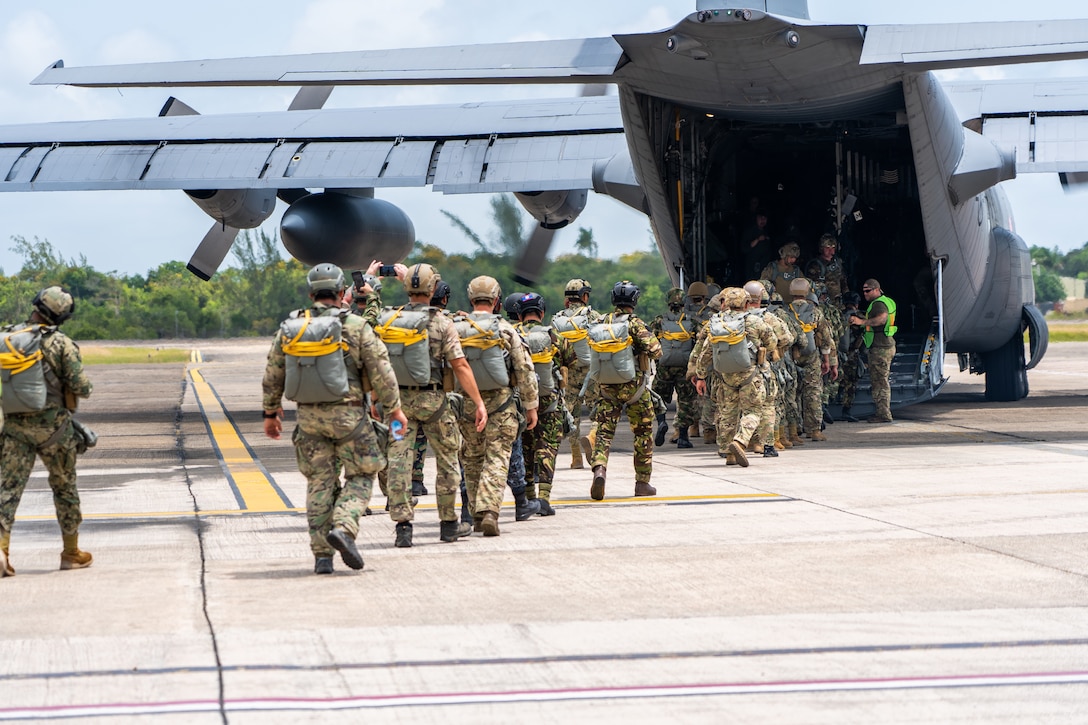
[{"xmin": 983, "ymin": 330, "xmax": 1029, "ymax": 402}]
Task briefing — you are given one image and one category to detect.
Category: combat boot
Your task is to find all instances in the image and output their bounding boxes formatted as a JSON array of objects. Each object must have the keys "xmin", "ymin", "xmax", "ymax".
[
  {"xmin": 676, "ymin": 426, "xmax": 694, "ymax": 449},
  {"xmin": 822, "ymin": 406, "xmax": 834, "ymax": 425},
  {"xmin": 411, "ymin": 479, "xmax": 429, "ymax": 497},
  {"xmin": 778, "ymin": 425, "xmax": 792, "ymax": 449},
  {"xmin": 514, "ymin": 491, "xmax": 541, "ymax": 521},
  {"xmin": 634, "ymin": 481, "xmax": 657, "ymax": 496},
  {"xmin": 579, "ymin": 427, "xmax": 597, "ymax": 464},
  {"xmin": 788, "ymin": 423, "xmax": 805, "ymax": 446},
  {"xmin": 690, "ymin": 422, "xmax": 701, "ymax": 438},
  {"xmin": 840, "ymin": 406, "xmax": 859, "ymax": 423},
  {"xmin": 457, "ymin": 521, "xmax": 474, "ymax": 537},
  {"xmin": 748, "ymin": 438, "xmax": 760, "ymax": 453},
  {"xmin": 394, "ymin": 521, "xmax": 413, "ymax": 548},
  {"xmin": 314, "ymin": 557, "xmax": 334, "ymax": 575},
  {"xmin": 440, "ymin": 520, "xmax": 464, "ymax": 543},
  {"xmin": 481, "ymin": 512, "xmax": 500, "ymax": 537},
  {"xmin": 590, "ymin": 465, "xmax": 607, "ymax": 501},
  {"xmin": 774, "ymin": 427, "xmax": 786, "ymax": 451},
  {"xmin": 669, "ymin": 427, "xmax": 680, "ymax": 443},
  {"xmin": 654, "ymin": 413, "xmax": 668, "ymax": 446},
  {"xmin": 727, "ymin": 440, "xmax": 749, "ymax": 468},
  {"xmin": 59, "ymin": 534, "xmax": 92, "ymax": 570},
  {"xmin": 0, "ymin": 530, "xmax": 13, "ymax": 577},
  {"xmin": 763, "ymin": 445, "xmax": 778, "ymax": 458},
  {"xmin": 326, "ymin": 528, "xmax": 364, "ymax": 570},
  {"xmin": 703, "ymin": 427, "xmax": 717, "ymax": 445},
  {"xmin": 569, "ymin": 438, "xmax": 584, "ymax": 470},
  {"xmin": 473, "ymin": 514, "xmax": 484, "ymax": 533},
  {"xmin": 537, "ymin": 499, "xmax": 555, "ymax": 516},
  {"xmin": 808, "ymin": 429, "xmax": 827, "ymax": 441},
  {"xmin": 721, "ymin": 450, "xmax": 737, "ymax": 466}
]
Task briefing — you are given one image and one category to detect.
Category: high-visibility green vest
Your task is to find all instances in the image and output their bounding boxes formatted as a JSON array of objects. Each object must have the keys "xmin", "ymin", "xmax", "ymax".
[{"xmin": 862, "ymin": 295, "xmax": 897, "ymax": 348}]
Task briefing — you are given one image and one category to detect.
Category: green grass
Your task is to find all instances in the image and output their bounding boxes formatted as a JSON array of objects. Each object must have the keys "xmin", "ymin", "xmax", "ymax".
[
  {"xmin": 1026, "ymin": 322, "xmax": 1088, "ymax": 343},
  {"xmin": 80, "ymin": 346, "xmax": 191, "ymax": 365}
]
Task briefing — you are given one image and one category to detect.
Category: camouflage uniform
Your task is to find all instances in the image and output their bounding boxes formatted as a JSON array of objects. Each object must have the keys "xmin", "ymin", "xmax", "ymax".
[
  {"xmin": 1, "ymin": 323, "xmax": 93, "ymax": 547},
  {"xmin": 862, "ymin": 295, "xmax": 897, "ymax": 421},
  {"xmin": 457, "ymin": 312, "xmax": 539, "ymax": 522},
  {"xmin": 806, "ymin": 249, "xmax": 849, "ymax": 299},
  {"xmin": 263, "ymin": 301, "xmax": 400, "ymax": 558},
  {"xmin": 380, "ymin": 303, "xmax": 467, "ymax": 524},
  {"xmin": 685, "ymin": 298, "xmax": 716, "ymax": 438},
  {"xmin": 551, "ymin": 300, "xmax": 601, "ymax": 462},
  {"xmin": 517, "ymin": 320, "xmax": 575, "ymax": 506},
  {"xmin": 650, "ymin": 291, "xmax": 698, "ymax": 438},
  {"xmin": 788, "ymin": 294, "xmax": 836, "ymax": 437},
  {"xmin": 590, "ymin": 309, "xmax": 662, "ymax": 484},
  {"xmin": 761, "ymin": 251, "xmax": 805, "ymax": 302},
  {"xmin": 747, "ymin": 304, "xmax": 792, "ymax": 447},
  {"xmin": 818, "ymin": 291, "xmax": 847, "ymax": 406}
]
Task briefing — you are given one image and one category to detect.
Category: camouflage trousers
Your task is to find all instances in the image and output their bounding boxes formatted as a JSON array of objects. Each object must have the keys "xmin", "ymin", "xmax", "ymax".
[
  {"xmin": 387, "ymin": 390, "xmax": 463, "ymax": 524},
  {"xmin": 0, "ymin": 410, "xmax": 82, "ymax": 537},
  {"xmin": 755, "ymin": 364, "xmax": 778, "ymax": 446},
  {"xmin": 839, "ymin": 349, "xmax": 862, "ymax": 408},
  {"xmin": 781, "ymin": 358, "xmax": 800, "ymax": 427},
  {"xmin": 867, "ymin": 341, "xmax": 896, "ymax": 420},
  {"xmin": 295, "ymin": 405, "xmax": 385, "ymax": 557},
  {"xmin": 591, "ymin": 381, "xmax": 654, "ymax": 484},
  {"xmin": 795, "ymin": 357, "xmax": 824, "ymax": 433},
  {"xmin": 652, "ymin": 365, "xmax": 698, "ymax": 430},
  {"xmin": 410, "ymin": 425, "xmax": 428, "ymax": 484},
  {"xmin": 563, "ymin": 364, "xmax": 598, "ymax": 454},
  {"xmin": 523, "ymin": 394, "xmax": 563, "ymax": 500},
  {"xmin": 698, "ymin": 378, "xmax": 718, "ymax": 433},
  {"xmin": 460, "ymin": 390, "xmax": 519, "ymax": 517},
  {"xmin": 714, "ymin": 370, "xmax": 765, "ymax": 452},
  {"xmin": 506, "ymin": 435, "xmax": 527, "ymax": 494}
]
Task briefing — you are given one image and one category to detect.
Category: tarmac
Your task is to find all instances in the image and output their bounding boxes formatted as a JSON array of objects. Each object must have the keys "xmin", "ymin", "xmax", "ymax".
[{"xmin": 1, "ymin": 340, "xmax": 1087, "ymax": 723}]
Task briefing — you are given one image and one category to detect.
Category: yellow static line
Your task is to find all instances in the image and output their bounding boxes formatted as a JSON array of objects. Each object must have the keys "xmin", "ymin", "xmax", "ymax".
[{"xmin": 189, "ymin": 367, "xmax": 289, "ymax": 511}]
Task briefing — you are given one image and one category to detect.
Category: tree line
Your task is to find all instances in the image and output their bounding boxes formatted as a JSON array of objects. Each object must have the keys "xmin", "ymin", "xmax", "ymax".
[
  {"xmin": 1, "ymin": 195, "xmax": 673, "ymax": 339},
  {"xmin": 1031, "ymin": 242, "xmax": 1088, "ymax": 304}
]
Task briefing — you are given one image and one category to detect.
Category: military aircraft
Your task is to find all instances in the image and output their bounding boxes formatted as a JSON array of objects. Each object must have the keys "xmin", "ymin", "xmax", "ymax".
[{"xmin": 1, "ymin": 0, "xmax": 1085, "ymax": 410}]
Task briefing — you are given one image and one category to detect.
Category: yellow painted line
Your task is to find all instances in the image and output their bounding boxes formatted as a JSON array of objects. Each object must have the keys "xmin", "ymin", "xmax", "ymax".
[
  {"xmin": 189, "ymin": 367, "xmax": 290, "ymax": 511},
  {"xmin": 190, "ymin": 349, "xmax": 203, "ymax": 363}
]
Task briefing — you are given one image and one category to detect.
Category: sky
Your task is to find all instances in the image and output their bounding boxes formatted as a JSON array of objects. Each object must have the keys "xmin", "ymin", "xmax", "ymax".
[{"xmin": 1, "ymin": 0, "xmax": 1087, "ymax": 276}]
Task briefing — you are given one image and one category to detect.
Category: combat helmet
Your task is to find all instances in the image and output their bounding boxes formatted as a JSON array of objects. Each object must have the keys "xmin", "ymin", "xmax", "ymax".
[
  {"xmin": 611, "ymin": 280, "xmax": 641, "ymax": 308},
  {"xmin": 564, "ymin": 278, "xmax": 592, "ymax": 299},
  {"xmin": 430, "ymin": 279, "xmax": 451, "ymax": 307},
  {"xmin": 503, "ymin": 292, "xmax": 523, "ymax": 320},
  {"xmin": 778, "ymin": 242, "xmax": 801, "ymax": 259},
  {"xmin": 32, "ymin": 286, "xmax": 75, "ymax": 325},
  {"xmin": 789, "ymin": 277, "xmax": 812, "ymax": 297},
  {"xmin": 743, "ymin": 280, "xmax": 767, "ymax": 305},
  {"xmin": 306, "ymin": 263, "xmax": 346, "ymax": 297},
  {"xmin": 819, "ymin": 233, "xmax": 837, "ymax": 249},
  {"xmin": 721, "ymin": 287, "xmax": 749, "ymax": 310},
  {"xmin": 666, "ymin": 287, "xmax": 685, "ymax": 308},
  {"xmin": 468, "ymin": 276, "xmax": 502, "ymax": 304},
  {"xmin": 517, "ymin": 292, "xmax": 546, "ymax": 319},
  {"xmin": 404, "ymin": 263, "xmax": 439, "ymax": 296},
  {"xmin": 686, "ymin": 281, "xmax": 709, "ymax": 300}
]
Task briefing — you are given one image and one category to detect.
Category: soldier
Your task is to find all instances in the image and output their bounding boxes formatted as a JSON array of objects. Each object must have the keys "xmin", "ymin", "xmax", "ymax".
[
  {"xmin": 455, "ymin": 277, "xmax": 538, "ymax": 536},
  {"xmin": 787, "ymin": 277, "xmax": 838, "ymax": 441},
  {"xmin": 744, "ymin": 280, "xmax": 793, "ymax": 456},
  {"xmin": 692, "ymin": 287, "xmax": 777, "ymax": 467},
  {"xmin": 515, "ymin": 292, "xmax": 575, "ymax": 516},
  {"xmin": 263, "ymin": 265, "xmax": 408, "ymax": 574},
  {"xmin": 551, "ymin": 279, "xmax": 601, "ymax": 469},
  {"xmin": 587, "ymin": 281, "xmax": 662, "ymax": 500},
  {"xmin": 837, "ymin": 291, "xmax": 865, "ymax": 422},
  {"xmin": 760, "ymin": 242, "xmax": 804, "ymax": 302},
  {"xmin": 374, "ymin": 263, "xmax": 487, "ymax": 548},
  {"xmin": 815, "ymin": 281, "xmax": 846, "ymax": 424},
  {"xmin": 850, "ymin": 279, "xmax": 897, "ymax": 423},
  {"xmin": 761, "ymin": 279, "xmax": 803, "ymax": 448},
  {"xmin": 805, "ymin": 233, "xmax": 849, "ymax": 299},
  {"xmin": 1, "ymin": 286, "xmax": 94, "ymax": 577},
  {"xmin": 501, "ymin": 291, "xmax": 541, "ymax": 521},
  {"xmin": 650, "ymin": 288, "xmax": 697, "ymax": 449},
  {"xmin": 685, "ymin": 281, "xmax": 716, "ymax": 445}
]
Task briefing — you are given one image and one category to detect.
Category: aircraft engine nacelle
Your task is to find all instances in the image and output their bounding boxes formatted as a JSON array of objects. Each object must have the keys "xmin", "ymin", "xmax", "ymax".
[
  {"xmin": 514, "ymin": 189, "xmax": 588, "ymax": 230},
  {"xmin": 184, "ymin": 188, "xmax": 278, "ymax": 228},
  {"xmin": 279, "ymin": 192, "xmax": 415, "ymax": 268}
]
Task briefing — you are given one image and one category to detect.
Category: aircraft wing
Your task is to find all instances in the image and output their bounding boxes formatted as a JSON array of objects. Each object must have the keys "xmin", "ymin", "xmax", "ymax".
[
  {"xmin": 0, "ymin": 96, "xmax": 627, "ymax": 194},
  {"xmin": 32, "ymin": 37, "xmax": 624, "ymax": 88},
  {"xmin": 943, "ymin": 78, "xmax": 1088, "ymax": 175},
  {"xmin": 860, "ymin": 20, "xmax": 1088, "ymax": 70}
]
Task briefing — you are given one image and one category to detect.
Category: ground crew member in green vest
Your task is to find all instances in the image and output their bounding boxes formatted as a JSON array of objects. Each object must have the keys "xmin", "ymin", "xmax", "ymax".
[
  {"xmin": 588, "ymin": 281, "xmax": 662, "ymax": 500},
  {"xmin": 1, "ymin": 286, "xmax": 94, "ymax": 578},
  {"xmin": 456, "ymin": 276, "xmax": 538, "ymax": 536},
  {"xmin": 376, "ymin": 263, "xmax": 486, "ymax": 547},
  {"xmin": 850, "ymin": 278, "xmax": 897, "ymax": 423},
  {"xmin": 263, "ymin": 265, "xmax": 407, "ymax": 574}
]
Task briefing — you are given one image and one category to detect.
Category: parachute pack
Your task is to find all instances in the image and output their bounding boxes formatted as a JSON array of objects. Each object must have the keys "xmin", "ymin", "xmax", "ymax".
[
  {"xmin": 454, "ymin": 313, "xmax": 510, "ymax": 391},
  {"xmin": 707, "ymin": 312, "xmax": 756, "ymax": 375},
  {"xmin": 519, "ymin": 322, "xmax": 559, "ymax": 396},
  {"xmin": 657, "ymin": 310, "xmax": 693, "ymax": 368},
  {"xmin": 790, "ymin": 300, "xmax": 818, "ymax": 356},
  {"xmin": 0, "ymin": 324, "xmax": 51, "ymax": 414},
  {"xmin": 280, "ymin": 309, "xmax": 351, "ymax": 404},
  {"xmin": 588, "ymin": 313, "xmax": 637, "ymax": 385},
  {"xmin": 375, "ymin": 306, "xmax": 434, "ymax": 386},
  {"xmin": 551, "ymin": 307, "xmax": 592, "ymax": 367}
]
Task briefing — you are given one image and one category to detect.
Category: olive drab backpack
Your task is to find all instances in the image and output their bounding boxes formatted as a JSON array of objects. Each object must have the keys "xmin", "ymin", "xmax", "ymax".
[
  {"xmin": 657, "ymin": 310, "xmax": 693, "ymax": 368},
  {"xmin": 789, "ymin": 300, "xmax": 818, "ymax": 356},
  {"xmin": 0, "ymin": 324, "xmax": 54, "ymax": 414},
  {"xmin": 375, "ymin": 306, "xmax": 434, "ymax": 386},
  {"xmin": 279, "ymin": 308, "xmax": 352, "ymax": 404},
  {"xmin": 454, "ymin": 313, "xmax": 510, "ymax": 391},
  {"xmin": 587, "ymin": 313, "xmax": 637, "ymax": 385},
  {"xmin": 707, "ymin": 312, "xmax": 757, "ymax": 374},
  {"xmin": 551, "ymin": 307, "xmax": 592, "ymax": 368},
  {"xmin": 519, "ymin": 322, "xmax": 559, "ymax": 396}
]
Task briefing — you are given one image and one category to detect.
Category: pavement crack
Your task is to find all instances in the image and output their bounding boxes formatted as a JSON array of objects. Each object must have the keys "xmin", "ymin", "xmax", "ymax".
[{"xmin": 176, "ymin": 373, "xmax": 229, "ymax": 725}]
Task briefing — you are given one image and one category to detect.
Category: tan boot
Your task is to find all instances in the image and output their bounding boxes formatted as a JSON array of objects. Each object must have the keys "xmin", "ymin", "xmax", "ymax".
[
  {"xmin": 668, "ymin": 427, "xmax": 680, "ymax": 443},
  {"xmin": 60, "ymin": 533, "xmax": 93, "ymax": 571},
  {"xmin": 774, "ymin": 427, "xmax": 786, "ymax": 451},
  {"xmin": 689, "ymin": 422, "xmax": 700, "ymax": 439},
  {"xmin": 0, "ymin": 529, "xmax": 13, "ymax": 577},
  {"xmin": 778, "ymin": 426, "xmax": 792, "ymax": 449},
  {"xmin": 634, "ymin": 481, "xmax": 657, "ymax": 496},
  {"xmin": 703, "ymin": 428, "xmax": 717, "ymax": 445},
  {"xmin": 788, "ymin": 423, "xmax": 805, "ymax": 446},
  {"xmin": 569, "ymin": 437, "xmax": 584, "ymax": 469},
  {"xmin": 808, "ymin": 429, "xmax": 827, "ymax": 442},
  {"xmin": 579, "ymin": 427, "xmax": 597, "ymax": 465},
  {"xmin": 727, "ymin": 440, "xmax": 749, "ymax": 468},
  {"xmin": 748, "ymin": 438, "xmax": 760, "ymax": 453},
  {"xmin": 480, "ymin": 512, "xmax": 500, "ymax": 537}
]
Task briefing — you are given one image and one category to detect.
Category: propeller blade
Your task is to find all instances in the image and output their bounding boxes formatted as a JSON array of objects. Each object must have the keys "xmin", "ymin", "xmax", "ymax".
[
  {"xmin": 187, "ymin": 223, "xmax": 240, "ymax": 280},
  {"xmin": 513, "ymin": 224, "xmax": 558, "ymax": 286},
  {"xmin": 288, "ymin": 85, "xmax": 334, "ymax": 111},
  {"xmin": 277, "ymin": 188, "xmax": 311, "ymax": 205}
]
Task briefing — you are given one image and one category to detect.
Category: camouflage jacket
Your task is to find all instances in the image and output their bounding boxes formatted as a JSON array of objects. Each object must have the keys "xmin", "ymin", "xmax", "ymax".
[
  {"xmin": 805, "ymin": 254, "xmax": 848, "ymax": 298},
  {"xmin": 2, "ymin": 324, "xmax": 92, "ymax": 431},
  {"xmin": 263, "ymin": 301, "xmax": 401, "ymax": 414},
  {"xmin": 788, "ymin": 299, "xmax": 836, "ymax": 362},
  {"xmin": 692, "ymin": 310, "xmax": 778, "ymax": 380}
]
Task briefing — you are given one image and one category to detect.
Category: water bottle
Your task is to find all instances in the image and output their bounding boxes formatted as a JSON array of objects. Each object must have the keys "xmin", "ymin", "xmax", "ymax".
[{"xmin": 391, "ymin": 419, "xmax": 405, "ymax": 441}]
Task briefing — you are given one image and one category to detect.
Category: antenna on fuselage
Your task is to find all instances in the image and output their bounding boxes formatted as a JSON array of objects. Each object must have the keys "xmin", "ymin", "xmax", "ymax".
[{"xmin": 695, "ymin": 1, "xmax": 809, "ymax": 19}]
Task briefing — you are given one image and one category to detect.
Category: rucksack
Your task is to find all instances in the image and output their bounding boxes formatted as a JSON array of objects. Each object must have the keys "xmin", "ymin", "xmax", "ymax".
[
  {"xmin": 789, "ymin": 300, "xmax": 818, "ymax": 356},
  {"xmin": 657, "ymin": 310, "xmax": 693, "ymax": 368},
  {"xmin": 454, "ymin": 313, "xmax": 510, "ymax": 391},
  {"xmin": 588, "ymin": 313, "xmax": 637, "ymax": 385},
  {"xmin": 375, "ymin": 306, "xmax": 434, "ymax": 386},
  {"xmin": 280, "ymin": 308, "xmax": 351, "ymax": 404},
  {"xmin": 707, "ymin": 312, "xmax": 756, "ymax": 374},
  {"xmin": 551, "ymin": 307, "xmax": 592, "ymax": 368},
  {"xmin": 519, "ymin": 322, "xmax": 559, "ymax": 396},
  {"xmin": 0, "ymin": 324, "xmax": 51, "ymax": 414}
]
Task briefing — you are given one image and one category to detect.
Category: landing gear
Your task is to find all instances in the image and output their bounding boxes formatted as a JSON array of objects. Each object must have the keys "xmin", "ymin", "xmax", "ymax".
[{"xmin": 982, "ymin": 329, "xmax": 1029, "ymax": 402}]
